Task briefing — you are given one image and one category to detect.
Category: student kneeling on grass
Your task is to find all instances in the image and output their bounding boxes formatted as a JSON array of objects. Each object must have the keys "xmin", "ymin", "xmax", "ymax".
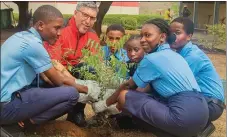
[
  {"xmin": 170, "ymin": 17, "xmax": 225, "ymax": 136},
  {"xmin": 92, "ymin": 18, "xmax": 209, "ymax": 137},
  {"xmin": 0, "ymin": 5, "xmax": 91, "ymax": 135}
]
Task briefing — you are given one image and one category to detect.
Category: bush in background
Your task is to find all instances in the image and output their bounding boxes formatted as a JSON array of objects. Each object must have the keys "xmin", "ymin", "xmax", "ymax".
[
  {"xmin": 120, "ymin": 17, "xmax": 137, "ymax": 30},
  {"xmin": 198, "ymin": 24, "xmax": 226, "ymax": 50},
  {"xmin": 103, "ymin": 14, "xmax": 163, "ymax": 28}
]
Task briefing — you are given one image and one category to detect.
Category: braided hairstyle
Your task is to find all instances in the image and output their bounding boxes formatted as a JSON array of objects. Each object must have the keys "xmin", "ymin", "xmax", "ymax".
[{"xmin": 144, "ymin": 18, "xmax": 176, "ymax": 45}]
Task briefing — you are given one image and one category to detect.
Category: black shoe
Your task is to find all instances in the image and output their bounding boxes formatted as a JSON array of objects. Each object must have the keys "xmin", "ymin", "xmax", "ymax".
[
  {"xmin": 1, "ymin": 124, "xmax": 26, "ymax": 137},
  {"xmin": 196, "ymin": 123, "xmax": 215, "ymax": 137},
  {"xmin": 67, "ymin": 111, "xmax": 87, "ymax": 127}
]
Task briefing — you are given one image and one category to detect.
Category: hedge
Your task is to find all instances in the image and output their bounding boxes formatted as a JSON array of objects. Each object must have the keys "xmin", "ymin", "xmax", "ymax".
[
  {"xmin": 103, "ymin": 14, "xmax": 163, "ymax": 28},
  {"xmin": 120, "ymin": 17, "xmax": 137, "ymax": 30},
  {"xmin": 13, "ymin": 13, "xmax": 163, "ymax": 29}
]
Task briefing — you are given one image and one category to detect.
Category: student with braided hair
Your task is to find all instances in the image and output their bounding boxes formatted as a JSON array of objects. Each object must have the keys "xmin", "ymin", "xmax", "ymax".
[{"xmin": 92, "ymin": 18, "xmax": 209, "ymax": 137}]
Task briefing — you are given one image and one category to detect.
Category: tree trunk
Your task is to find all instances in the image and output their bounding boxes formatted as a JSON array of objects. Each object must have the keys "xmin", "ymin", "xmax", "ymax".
[
  {"xmin": 93, "ymin": 1, "xmax": 112, "ymax": 37},
  {"xmin": 14, "ymin": 1, "xmax": 29, "ymax": 30}
]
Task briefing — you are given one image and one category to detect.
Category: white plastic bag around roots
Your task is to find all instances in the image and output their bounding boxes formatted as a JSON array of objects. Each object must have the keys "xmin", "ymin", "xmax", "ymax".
[
  {"xmin": 102, "ymin": 88, "xmax": 115, "ymax": 100},
  {"xmin": 76, "ymin": 79, "xmax": 116, "ymax": 103},
  {"xmin": 76, "ymin": 79, "xmax": 120, "ymax": 115}
]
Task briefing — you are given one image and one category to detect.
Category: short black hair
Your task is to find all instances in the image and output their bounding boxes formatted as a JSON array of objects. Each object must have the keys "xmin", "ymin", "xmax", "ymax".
[
  {"xmin": 124, "ymin": 34, "xmax": 141, "ymax": 49},
  {"xmin": 106, "ymin": 24, "xmax": 125, "ymax": 35},
  {"xmin": 144, "ymin": 18, "xmax": 176, "ymax": 44},
  {"xmin": 33, "ymin": 5, "xmax": 63, "ymax": 24},
  {"xmin": 171, "ymin": 17, "xmax": 194, "ymax": 35}
]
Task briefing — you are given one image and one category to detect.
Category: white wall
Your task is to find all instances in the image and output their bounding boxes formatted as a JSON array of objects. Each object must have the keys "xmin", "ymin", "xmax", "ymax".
[
  {"xmin": 107, "ymin": 6, "xmax": 139, "ymax": 15},
  {"xmin": 1, "ymin": 2, "xmax": 18, "ymax": 12}
]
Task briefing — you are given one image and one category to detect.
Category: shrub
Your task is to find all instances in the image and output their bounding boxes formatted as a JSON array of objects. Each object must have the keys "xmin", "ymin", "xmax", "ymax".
[
  {"xmin": 120, "ymin": 17, "xmax": 137, "ymax": 30},
  {"xmin": 199, "ymin": 24, "xmax": 226, "ymax": 50},
  {"xmin": 133, "ymin": 14, "xmax": 163, "ymax": 26},
  {"xmin": 70, "ymin": 35, "xmax": 131, "ymax": 99},
  {"xmin": 102, "ymin": 14, "xmax": 163, "ymax": 28},
  {"xmin": 207, "ymin": 24, "xmax": 226, "ymax": 45},
  {"xmin": 102, "ymin": 15, "xmax": 123, "ymax": 25}
]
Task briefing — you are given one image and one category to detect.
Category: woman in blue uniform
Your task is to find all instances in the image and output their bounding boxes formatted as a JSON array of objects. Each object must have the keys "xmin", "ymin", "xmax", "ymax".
[{"xmin": 170, "ymin": 17, "xmax": 225, "ymax": 136}]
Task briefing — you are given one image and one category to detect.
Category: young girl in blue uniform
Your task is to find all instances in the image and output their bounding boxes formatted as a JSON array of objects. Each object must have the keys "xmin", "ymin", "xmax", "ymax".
[
  {"xmin": 93, "ymin": 18, "xmax": 209, "ymax": 137},
  {"xmin": 124, "ymin": 34, "xmax": 145, "ymax": 79},
  {"xmin": 170, "ymin": 17, "xmax": 225, "ymax": 136}
]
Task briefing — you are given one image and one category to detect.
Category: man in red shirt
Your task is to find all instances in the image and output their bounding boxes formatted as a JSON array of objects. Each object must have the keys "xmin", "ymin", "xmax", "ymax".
[{"xmin": 44, "ymin": 2, "xmax": 100, "ymax": 127}]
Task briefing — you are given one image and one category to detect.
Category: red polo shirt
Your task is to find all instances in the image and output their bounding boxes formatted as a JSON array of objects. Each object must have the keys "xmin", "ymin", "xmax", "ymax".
[{"xmin": 44, "ymin": 16, "xmax": 100, "ymax": 66}]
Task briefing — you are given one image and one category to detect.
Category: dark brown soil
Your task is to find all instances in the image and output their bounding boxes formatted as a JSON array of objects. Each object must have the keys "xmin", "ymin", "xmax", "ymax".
[{"xmin": 25, "ymin": 121, "xmax": 100, "ymax": 137}]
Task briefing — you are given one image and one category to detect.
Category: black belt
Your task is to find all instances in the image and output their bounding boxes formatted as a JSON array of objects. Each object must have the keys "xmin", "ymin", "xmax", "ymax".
[{"xmin": 207, "ymin": 98, "xmax": 226, "ymax": 109}]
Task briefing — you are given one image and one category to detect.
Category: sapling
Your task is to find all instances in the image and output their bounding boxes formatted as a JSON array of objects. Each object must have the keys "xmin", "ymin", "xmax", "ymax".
[{"xmin": 71, "ymin": 34, "xmax": 131, "ymax": 100}]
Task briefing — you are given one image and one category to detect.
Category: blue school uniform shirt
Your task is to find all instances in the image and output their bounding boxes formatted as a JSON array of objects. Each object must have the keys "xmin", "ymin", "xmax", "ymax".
[
  {"xmin": 133, "ymin": 43, "xmax": 201, "ymax": 98},
  {"xmin": 177, "ymin": 41, "xmax": 224, "ymax": 102},
  {"xmin": 102, "ymin": 45, "xmax": 130, "ymax": 79},
  {"xmin": 1, "ymin": 27, "xmax": 52, "ymax": 102},
  {"xmin": 102, "ymin": 45, "xmax": 129, "ymax": 62}
]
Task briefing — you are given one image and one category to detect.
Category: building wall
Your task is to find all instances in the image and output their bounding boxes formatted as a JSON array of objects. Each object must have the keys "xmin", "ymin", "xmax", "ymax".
[
  {"xmin": 0, "ymin": 2, "xmax": 139, "ymax": 15},
  {"xmin": 183, "ymin": 2, "xmax": 226, "ymax": 28}
]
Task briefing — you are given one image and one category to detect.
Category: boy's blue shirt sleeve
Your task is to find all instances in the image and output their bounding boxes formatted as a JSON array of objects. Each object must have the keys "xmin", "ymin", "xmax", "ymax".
[
  {"xmin": 133, "ymin": 57, "xmax": 161, "ymax": 88},
  {"xmin": 23, "ymin": 41, "xmax": 52, "ymax": 74},
  {"xmin": 114, "ymin": 48, "xmax": 129, "ymax": 62},
  {"xmin": 102, "ymin": 45, "xmax": 111, "ymax": 61}
]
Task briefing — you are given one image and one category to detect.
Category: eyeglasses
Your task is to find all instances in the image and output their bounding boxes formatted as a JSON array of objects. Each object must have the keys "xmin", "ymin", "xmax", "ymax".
[{"xmin": 77, "ymin": 10, "xmax": 97, "ymax": 23}]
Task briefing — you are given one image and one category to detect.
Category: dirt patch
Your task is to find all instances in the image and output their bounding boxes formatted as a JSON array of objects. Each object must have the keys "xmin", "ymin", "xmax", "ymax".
[
  {"xmin": 212, "ymin": 111, "xmax": 226, "ymax": 137},
  {"xmin": 26, "ymin": 121, "xmax": 100, "ymax": 137},
  {"xmin": 88, "ymin": 127, "xmax": 156, "ymax": 137},
  {"xmin": 207, "ymin": 53, "xmax": 226, "ymax": 79}
]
